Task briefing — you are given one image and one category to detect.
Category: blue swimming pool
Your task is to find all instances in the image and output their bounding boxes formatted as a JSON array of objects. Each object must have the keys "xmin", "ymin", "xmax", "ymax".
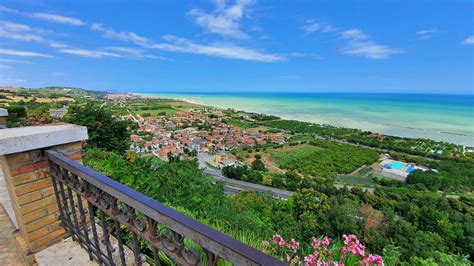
[{"xmin": 389, "ymin": 161, "xmax": 405, "ymax": 171}]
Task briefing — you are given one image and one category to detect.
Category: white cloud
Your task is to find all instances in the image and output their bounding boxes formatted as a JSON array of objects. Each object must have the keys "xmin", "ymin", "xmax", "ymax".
[
  {"xmin": 0, "ymin": 58, "xmax": 32, "ymax": 64},
  {"xmin": 303, "ymin": 22, "xmax": 320, "ymax": 33},
  {"xmin": 0, "ymin": 20, "xmax": 31, "ymax": 31},
  {"xmin": 416, "ymin": 28, "xmax": 438, "ymax": 39},
  {"xmin": 30, "ymin": 13, "xmax": 85, "ymax": 26},
  {"xmin": 150, "ymin": 35, "xmax": 285, "ymax": 62},
  {"xmin": 0, "ymin": 5, "xmax": 84, "ymax": 26},
  {"xmin": 91, "ymin": 23, "xmax": 153, "ymax": 46},
  {"xmin": 340, "ymin": 28, "xmax": 401, "ymax": 59},
  {"xmin": 187, "ymin": 0, "xmax": 254, "ymax": 39},
  {"xmin": 341, "ymin": 29, "xmax": 369, "ymax": 40},
  {"xmin": 343, "ymin": 42, "xmax": 402, "ymax": 59},
  {"xmin": 0, "ymin": 20, "xmax": 70, "ymax": 48},
  {"xmin": 0, "ymin": 48, "xmax": 52, "ymax": 57},
  {"xmin": 58, "ymin": 48, "xmax": 121, "ymax": 58},
  {"xmin": 0, "ymin": 5, "xmax": 283, "ymax": 62},
  {"xmin": 0, "ymin": 5, "xmax": 17, "ymax": 13},
  {"xmin": 101, "ymin": 47, "xmax": 168, "ymax": 60},
  {"xmin": 286, "ymin": 52, "xmax": 323, "ymax": 60},
  {"xmin": 92, "ymin": 23, "xmax": 283, "ymax": 62},
  {"xmin": 462, "ymin": 35, "xmax": 474, "ymax": 45},
  {"xmin": 303, "ymin": 20, "xmax": 334, "ymax": 34}
]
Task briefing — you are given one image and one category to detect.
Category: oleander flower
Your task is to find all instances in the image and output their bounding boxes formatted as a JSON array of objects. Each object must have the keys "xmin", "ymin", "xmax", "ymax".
[
  {"xmin": 342, "ymin": 234, "xmax": 365, "ymax": 257},
  {"xmin": 287, "ymin": 239, "xmax": 301, "ymax": 252},
  {"xmin": 311, "ymin": 236, "xmax": 321, "ymax": 248},
  {"xmin": 273, "ymin": 234, "xmax": 284, "ymax": 244},
  {"xmin": 304, "ymin": 254, "xmax": 317, "ymax": 266},
  {"xmin": 363, "ymin": 254, "xmax": 384, "ymax": 266},
  {"xmin": 322, "ymin": 236, "xmax": 330, "ymax": 246}
]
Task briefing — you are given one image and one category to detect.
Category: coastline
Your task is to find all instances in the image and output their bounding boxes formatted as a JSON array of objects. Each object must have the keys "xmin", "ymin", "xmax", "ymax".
[{"xmin": 136, "ymin": 92, "xmax": 474, "ymax": 146}]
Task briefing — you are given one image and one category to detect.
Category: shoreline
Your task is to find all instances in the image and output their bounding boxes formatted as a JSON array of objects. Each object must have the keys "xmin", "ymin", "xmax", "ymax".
[{"xmin": 135, "ymin": 92, "xmax": 473, "ymax": 146}]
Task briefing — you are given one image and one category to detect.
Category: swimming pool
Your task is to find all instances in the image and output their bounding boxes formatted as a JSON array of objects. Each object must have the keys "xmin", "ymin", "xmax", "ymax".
[
  {"xmin": 384, "ymin": 161, "xmax": 415, "ymax": 173},
  {"xmin": 389, "ymin": 161, "xmax": 405, "ymax": 171}
]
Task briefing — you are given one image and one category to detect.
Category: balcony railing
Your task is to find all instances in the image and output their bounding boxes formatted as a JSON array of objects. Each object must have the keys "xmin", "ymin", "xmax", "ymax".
[{"xmin": 46, "ymin": 149, "xmax": 284, "ymax": 266}]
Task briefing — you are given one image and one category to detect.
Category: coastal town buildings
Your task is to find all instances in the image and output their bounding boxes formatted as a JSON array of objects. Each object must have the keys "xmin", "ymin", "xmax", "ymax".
[{"xmin": 128, "ymin": 109, "xmax": 285, "ymax": 163}]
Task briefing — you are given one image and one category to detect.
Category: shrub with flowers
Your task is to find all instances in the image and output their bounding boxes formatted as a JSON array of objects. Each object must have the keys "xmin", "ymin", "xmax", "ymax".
[
  {"xmin": 18, "ymin": 115, "xmax": 59, "ymax": 126},
  {"xmin": 262, "ymin": 234, "xmax": 383, "ymax": 266}
]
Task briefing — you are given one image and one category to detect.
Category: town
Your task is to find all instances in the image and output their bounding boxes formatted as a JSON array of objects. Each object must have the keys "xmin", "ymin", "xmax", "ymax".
[{"xmin": 129, "ymin": 108, "xmax": 285, "ymax": 168}]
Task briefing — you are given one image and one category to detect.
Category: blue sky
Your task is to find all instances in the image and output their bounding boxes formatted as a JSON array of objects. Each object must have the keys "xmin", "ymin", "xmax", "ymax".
[{"xmin": 0, "ymin": 0, "xmax": 472, "ymax": 94}]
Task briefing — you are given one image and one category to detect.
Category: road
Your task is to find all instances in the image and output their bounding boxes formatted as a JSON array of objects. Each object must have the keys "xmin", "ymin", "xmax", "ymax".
[
  {"xmin": 204, "ymin": 168, "xmax": 293, "ymax": 199},
  {"xmin": 198, "ymin": 152, "xmax": 377, "ymax": 198},
  {"xmin": 197, "ymin": 153, "xmax": 293, "ymax": 199}
]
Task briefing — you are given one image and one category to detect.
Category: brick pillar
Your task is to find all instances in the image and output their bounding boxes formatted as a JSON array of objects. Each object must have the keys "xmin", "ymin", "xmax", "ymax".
[
  {"xmin": 0, "ymin": 124, "xmax": 88, "ymax": 264},
  {"xmin": 0, "ymin": 108, "xmax": 7, "ymax": 127}
]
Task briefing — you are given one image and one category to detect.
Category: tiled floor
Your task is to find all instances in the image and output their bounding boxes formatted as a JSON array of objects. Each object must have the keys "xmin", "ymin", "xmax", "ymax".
[
  {"xmin": 0, "ymin": 204, "xmax": 22, "ymax": 265},
  {"xmin": 35, "ymin": 237, "xmax": 98, "ymax": 266}
]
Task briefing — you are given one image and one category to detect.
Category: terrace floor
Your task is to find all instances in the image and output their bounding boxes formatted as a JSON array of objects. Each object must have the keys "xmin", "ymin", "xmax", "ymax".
[
  {"xmin": 35, "ymin": 237, "xmax": 98, "ymax": 266},
  {"xmin": 0, "ymin": 204, "xmax": 21, "ymax": 265}
]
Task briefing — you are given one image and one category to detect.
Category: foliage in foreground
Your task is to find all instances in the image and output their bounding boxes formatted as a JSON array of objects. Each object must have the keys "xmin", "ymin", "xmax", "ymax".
[
  {"xmin": 263, "ymin": 234, "xmax": 383, "ymax": 266},
  {"xmin": 65, "ymin": 102, "xmax": 132, "ymax": 153},
  {"xmin": 84, "ymin": 149, "xmax": 473, "ymax": 265}
]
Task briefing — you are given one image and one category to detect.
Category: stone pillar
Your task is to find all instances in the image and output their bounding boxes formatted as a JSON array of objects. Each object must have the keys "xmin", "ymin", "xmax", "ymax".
[
  {"xmin": 0, "ymin": 108, "xmax": 7, "ymax": 127},
  {"xmin": 0, "ymin": 124, "xmax": 88, "ymax": 264}
]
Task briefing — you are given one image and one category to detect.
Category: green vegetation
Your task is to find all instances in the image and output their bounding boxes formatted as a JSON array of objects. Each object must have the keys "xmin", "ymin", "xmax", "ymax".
[
  {"xmin": 273, "ymin": 140, "xmax": 379, "ymax": 179},
  {"xmin": 3, "ymin": 87, "xmax": 473, "ymax": 264},
  {"xmin": 337, "ymin": 166, "xmax": 378, "ymax": 186},
  {"xmin": 65, "ymin": 102, "xmax": 133, "ymax": 153},
  {"xmin": 86, "ymin": 149, "xmax": 474, "ymax": 264},
  {"xmin": 134, "ymin": 107, "xmax": 177, "ymax": 116},
  {"xmin": 264, "ymin": 119, "xmax": 463, "ymax": 160},
  {"xmin": 224, "ymin": 118, "xmax": 255, "ymax": 128},
  {"xmin": 270, "ymin": 145, "xmax": 322, "ymax": 167}
]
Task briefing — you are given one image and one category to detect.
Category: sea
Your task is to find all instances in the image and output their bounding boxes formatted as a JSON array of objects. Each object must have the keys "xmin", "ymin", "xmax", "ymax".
[{"xmin": 138, "ymin": 92, "xmax": 474, "ymax": 146}]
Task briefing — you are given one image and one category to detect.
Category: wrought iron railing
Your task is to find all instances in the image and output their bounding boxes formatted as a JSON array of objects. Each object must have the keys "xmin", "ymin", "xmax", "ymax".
[{"xmin": 46, "ymin": 149, "xmax": 283, "ymax": 266}]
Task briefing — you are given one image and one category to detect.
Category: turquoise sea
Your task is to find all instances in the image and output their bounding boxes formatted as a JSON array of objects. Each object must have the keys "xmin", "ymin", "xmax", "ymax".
[{"xmin": 139, "ymin": 92, "xmax": 474, "ymax": 146}]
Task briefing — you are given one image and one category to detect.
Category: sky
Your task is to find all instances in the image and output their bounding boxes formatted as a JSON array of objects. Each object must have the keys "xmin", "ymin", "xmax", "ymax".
[{"xmin": 0, "ymin": 0, "xmax": 473, "ymax": 94}]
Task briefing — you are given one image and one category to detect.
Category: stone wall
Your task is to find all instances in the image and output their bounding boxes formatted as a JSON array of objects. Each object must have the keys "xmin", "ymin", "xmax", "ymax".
[{"xmin": 0, "ymin": 124, "xmax": 88, "ymax": 264}]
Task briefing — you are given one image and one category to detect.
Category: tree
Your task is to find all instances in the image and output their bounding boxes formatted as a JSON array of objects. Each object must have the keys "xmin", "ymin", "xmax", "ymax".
[
  {"xmin": 65, "ymin": 102, "xmax": 132, "ymax": 153},
  {"xmin": 251, "ymin": 156, "xmax": 266, "ymax": 171},
  {"xmin": 222, "ymin": 165, "xmax": 248, "ymax": 180}
]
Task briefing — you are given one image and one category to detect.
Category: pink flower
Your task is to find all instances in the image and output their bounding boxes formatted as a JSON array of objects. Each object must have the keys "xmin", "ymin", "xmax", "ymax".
[
  {"xmin": 322, "ymin": 236, "xmax": 330, "ymax": 246},
  {"xmin": 342, "ymin": 234, "xmax": 365, "ymax": 257},
  {"xmin": 273, "ymin": 234, "xmax": 284, "ymax": 244},
  {"xmin": 311, "ymin": 236, "xmax": 321, "ymax": 248},
  {"xmin": 363, "ymin": 254, "xmax": 384, "ymax": 266},
  {"xmin": 279, "ymin": 239, "xmax": 286, "ymax": 248},
  {"xmin": 261, "ymin": 240, "xmax": 270, "ymax": 248},
  {"xmin": 287, "ymin": 239, "xmax": 301, "ymax": 252},
  {"xmin": 304, "ymin": 254, "xmax": 317, "ymax": 266}
]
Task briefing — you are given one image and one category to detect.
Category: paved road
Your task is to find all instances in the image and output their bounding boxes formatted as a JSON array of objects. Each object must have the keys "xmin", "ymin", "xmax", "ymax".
[
  {"xmin": 198, "ymin": 152, "xmax": 376, "ymax": 198},
  {"xmin": 204, "ymin": 168, "xmax": 293, "ymax": 199}
]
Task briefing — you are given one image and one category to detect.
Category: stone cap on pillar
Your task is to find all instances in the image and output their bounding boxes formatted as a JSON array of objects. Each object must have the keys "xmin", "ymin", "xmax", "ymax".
[
  {"xmin": 0, "ymin": 123, "xmax": 88, "ymax": 155},
  {"xmin": 0, "ymin": 108, "xmax": 7, "ymax": 117}
]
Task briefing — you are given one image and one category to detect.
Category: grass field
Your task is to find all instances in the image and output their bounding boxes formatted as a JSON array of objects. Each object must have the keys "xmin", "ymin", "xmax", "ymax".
[
  {"xmin": 225, "ymin": 118, "xmax": 255, "ymax": 128},
  {"xmin": 336, "ymin": 165, "xmax": 377, "ymax": 186},
  {"xmin": 337, "ymin": 175, "xmax": 375, "ymax": 186},
  {"xmin": 0, "ymin": 93, "xmax": 74, "ymax": 103},
  {"xmin": 288, "ymin": 134, "xmax": 315, "ymax": 142},
  {"xmin": 134, "ymin": 107, "xmax": 178, "ymax": 116},
  {"xmin": 270, "ymin": 145, "xmax": 323, "ymax": 167}
]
